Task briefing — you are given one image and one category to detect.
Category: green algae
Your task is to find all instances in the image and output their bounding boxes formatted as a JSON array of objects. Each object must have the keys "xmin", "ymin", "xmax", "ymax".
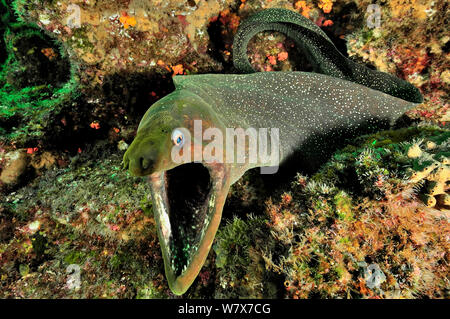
[{"xmin": 0, "ymin": 0, "xmax": 79, "ymax": 145}]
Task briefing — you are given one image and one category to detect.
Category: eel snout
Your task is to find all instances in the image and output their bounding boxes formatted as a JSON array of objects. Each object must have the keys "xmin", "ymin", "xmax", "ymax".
[{"xmin": 122, "ymin": 142, "xmax": 156, "ymax": 176}]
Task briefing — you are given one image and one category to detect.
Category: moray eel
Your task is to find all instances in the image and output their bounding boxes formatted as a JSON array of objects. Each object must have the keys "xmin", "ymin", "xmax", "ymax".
[{"xmin": 122, "ymin": 8, "xmax": 423, "ymax": 295}]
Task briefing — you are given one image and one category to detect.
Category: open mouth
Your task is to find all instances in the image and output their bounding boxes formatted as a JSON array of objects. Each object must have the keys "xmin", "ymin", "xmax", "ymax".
[
  {"xmin": 165, "ymin": 163, "xmax": 212, "ymax": 275},
  {"xmin": 148, "ymin": 161, "xmax": 229, "ymax": 294}
]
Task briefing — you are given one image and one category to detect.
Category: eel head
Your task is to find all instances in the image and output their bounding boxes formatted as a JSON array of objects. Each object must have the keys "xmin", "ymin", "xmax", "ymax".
[{"xmin": 122, "ymin": 91, "xmax": 232, "ymax": 295}]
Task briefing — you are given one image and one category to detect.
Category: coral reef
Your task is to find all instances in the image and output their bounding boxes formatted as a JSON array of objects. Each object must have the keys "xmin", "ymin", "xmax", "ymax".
[
  {"xmin": 212, "ymin": 126, "xmax": 449, "ymax": 299},
  {"xmin": 2, "ymin": 126, "xmax": 447, "ymax": 298},
  {"xmin": 1, "ymin": 147, "xmax": 168, "ymax": 298},
  {"xmin": 0, "ymin": 0, "xmax": 448, "ymax": 298},
  {"xmin": 344, "ymin": 0, "xmax": 449, "ymax": 123}
]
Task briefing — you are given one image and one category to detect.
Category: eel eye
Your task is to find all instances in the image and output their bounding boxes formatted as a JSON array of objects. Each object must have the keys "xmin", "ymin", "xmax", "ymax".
[{"xmin": 171, "ymin": 129, "xmax": 184, "ymax": 147}]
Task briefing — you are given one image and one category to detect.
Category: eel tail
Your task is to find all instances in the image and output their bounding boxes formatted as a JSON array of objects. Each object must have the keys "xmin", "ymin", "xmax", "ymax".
[{"xmin": 232, "ymin": 8, "xmax": 423, "ymax": 104}]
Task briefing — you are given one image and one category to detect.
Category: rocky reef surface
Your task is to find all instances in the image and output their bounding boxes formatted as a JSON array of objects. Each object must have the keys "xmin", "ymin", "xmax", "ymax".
[{"xmin": 0, "ymin": 0, "xmax": 448, "ymax": 298}]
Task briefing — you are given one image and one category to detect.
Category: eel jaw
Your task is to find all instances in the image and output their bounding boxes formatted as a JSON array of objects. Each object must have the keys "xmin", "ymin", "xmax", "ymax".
[{"xmin": 148, "ymin": 162, "xmax": 230, "ymax": 295}]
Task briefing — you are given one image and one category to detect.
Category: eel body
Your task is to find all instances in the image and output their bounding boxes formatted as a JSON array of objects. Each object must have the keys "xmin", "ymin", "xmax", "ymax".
[
  {"xmin": 233, "ymin": 8, "xmax": 423, "ymax": 103},
  {"xmin": 122, "ymin": 8, "xmax": 422, "ymax": 295}
]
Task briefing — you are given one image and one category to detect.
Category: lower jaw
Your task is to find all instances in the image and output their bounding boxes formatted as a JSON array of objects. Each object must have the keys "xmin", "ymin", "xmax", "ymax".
[
  {"xmin": 165, "ymin": 203, "xmax": 224, "ymax": 295},
  {"xmin": 148, "ymin": 162, "xmax": 230, "ymax": 295}
]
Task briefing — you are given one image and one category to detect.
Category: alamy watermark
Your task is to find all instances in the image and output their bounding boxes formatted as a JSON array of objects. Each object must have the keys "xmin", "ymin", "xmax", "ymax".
[
  {"xmin": 67, "ymin": 4, "xmax": 81, "ymax": 28},
  {"xmin": 66, "ymin": 4, "xmax": 380, "ymax": 30},
  {"xmin": 66, "ymin": 264, "xmax": 81, "ymax": 290},
  {"xmin": 171, "ymin": 120, "xmax": 280, "ymax": 174},
  {"xmin": 366, "ymin": 4, "xmax": 381, "ymax": 29}
]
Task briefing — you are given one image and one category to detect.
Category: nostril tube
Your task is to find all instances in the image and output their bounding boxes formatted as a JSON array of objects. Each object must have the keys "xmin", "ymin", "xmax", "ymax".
[
  {"xmin": 141, "ymin": 158, "xmax": 151, "ymax": 170},
  {"xmin": 122, "ymin": 156, "xmax": 130, "ymax": 170}
]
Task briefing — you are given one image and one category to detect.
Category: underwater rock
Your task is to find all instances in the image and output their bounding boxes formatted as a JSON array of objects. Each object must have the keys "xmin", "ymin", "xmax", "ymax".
[
  {"xmin": 17, "ymin": 0, "xmax": 238, "ymax": 78},
  {"xmin": 0, "ymin": 149, "xmax": 28, "ymax": 186}
]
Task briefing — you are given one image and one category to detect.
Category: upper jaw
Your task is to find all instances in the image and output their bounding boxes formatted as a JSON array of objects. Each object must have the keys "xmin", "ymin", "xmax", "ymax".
[{"xmin": 148, "ymin": 161, "xmax": 230, "ymax": 295}]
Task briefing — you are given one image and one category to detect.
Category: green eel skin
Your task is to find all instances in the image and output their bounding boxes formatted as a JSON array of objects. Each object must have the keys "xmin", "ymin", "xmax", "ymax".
[{"xmin": 122, "ymin": 8, "xmax": 423, "ymax": 295}]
